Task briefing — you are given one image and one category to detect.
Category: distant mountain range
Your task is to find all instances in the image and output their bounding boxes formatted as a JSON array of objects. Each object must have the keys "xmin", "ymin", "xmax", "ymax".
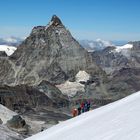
[
  {"xmin": 0, "ymin": 37, "xmax": 23, "ymax": 46},
  {"xmin": 79, "ymin": 39, "xmax": 114, "ymax": 52},
  {"xmin": 0, "ymin": 37, "xmax": 128, "ymax": 51}
]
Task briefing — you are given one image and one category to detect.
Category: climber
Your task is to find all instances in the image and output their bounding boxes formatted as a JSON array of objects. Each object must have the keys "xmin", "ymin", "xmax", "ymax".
[
  {"xmin": 72, "ymin": 108, "xmax": 78, "ymax": 117},
  {"xmin": 87, "ymin": 100, "xmax": 91, "ymax": 111},
  {"xmin": 77, "ymin": 106, "xmax": 81, "ymax": 115},
  {"xmin": 81, "ymin": 102, "xmax": 85, "ymax": 113}
]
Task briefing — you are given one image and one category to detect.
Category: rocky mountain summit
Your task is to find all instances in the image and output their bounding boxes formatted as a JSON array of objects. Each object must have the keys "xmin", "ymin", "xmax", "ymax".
[{"xmin": 0, "ymin": 15, "xmax": 102, "ymax": 86}]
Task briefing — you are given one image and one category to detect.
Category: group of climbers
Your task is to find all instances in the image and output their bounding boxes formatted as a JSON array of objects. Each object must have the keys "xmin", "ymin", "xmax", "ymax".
[{"xmin": 72, "ymin": 101, "xmax": 91, "ymax": 117}]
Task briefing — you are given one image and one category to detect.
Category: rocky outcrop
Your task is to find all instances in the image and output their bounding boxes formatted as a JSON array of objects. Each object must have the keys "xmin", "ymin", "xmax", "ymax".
[
  {"xmin": 0, "ymin": 51, "xmax": 7, "ymax": 57},
  {"xmin": 7, "ymin": 115, "xmax": 26, "ymax": 129},
  {"xmin": 7, "ymin": 115, "xmax": 29, "ymax": 135}
]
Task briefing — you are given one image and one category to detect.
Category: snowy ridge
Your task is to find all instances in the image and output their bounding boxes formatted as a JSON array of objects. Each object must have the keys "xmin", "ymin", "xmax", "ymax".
[
  {"xmin": 0, "ymin": 45, "xmax": 17, "ymax": 56},
  {"xmin": 109, "ymin": 44, "xmax": 134, "ymax": 57},
  {"xmin": 115, "ymin": 44, "xmax": 133, "ymax": 52},
  {"xmin": 26, "ymin": 91, "xmax": 140, "ymax": 140}
]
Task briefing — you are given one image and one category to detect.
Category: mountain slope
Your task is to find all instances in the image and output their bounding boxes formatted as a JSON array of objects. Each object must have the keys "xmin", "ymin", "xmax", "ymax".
[{"xmin": 26, "ymin": 91, "xmax": 140, "ymax": 140}]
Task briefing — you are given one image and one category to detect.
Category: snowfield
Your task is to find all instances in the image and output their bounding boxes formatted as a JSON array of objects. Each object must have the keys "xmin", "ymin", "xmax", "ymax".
[
  {"xmin": 56, "ymin": 71, "xmax": 90, "ymax": 97},
  {"xmin": 0, "ymin": 104, "xmax": 17, "ymax": 124},
  {"xmin": 25, "ymin": 91, "xmax": 140, "ymax": 140},
  {"xmin": 0, "ymin": 45, "xmax": 17, "ymax": 56}
]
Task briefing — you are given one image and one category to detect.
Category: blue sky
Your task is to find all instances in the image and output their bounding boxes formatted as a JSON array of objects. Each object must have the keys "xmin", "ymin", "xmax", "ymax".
[{"xmin": 0, "ymin": 0, "xmax": 140, "ymax": 41}]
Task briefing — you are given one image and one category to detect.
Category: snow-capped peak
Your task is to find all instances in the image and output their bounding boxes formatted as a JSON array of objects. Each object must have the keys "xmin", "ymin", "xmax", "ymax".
[
  {"xmin": 115, "ymin": 44, "xmax": 133, "ymax": 52},
  {"xmin": 0, "ymin": 45, "xmax": 17, "ymax": 56},
  {"xmin": 110, "ymin": 44, "xmax": 134, "ymax": 57}
]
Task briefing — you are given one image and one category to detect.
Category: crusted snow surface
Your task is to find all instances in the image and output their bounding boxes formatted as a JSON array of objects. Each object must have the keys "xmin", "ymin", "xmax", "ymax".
[
  {"xmin": 26, "ymin": 91, "xmax": 140, "ymax": 140},
  {"xmin": 0, "ymin": 45, "xmax": 17, "ymax": 56},
  {"xmin": 56, "ymin": 71, "xmax": 90, "ymax": 97},
  {"xmin": 0, "ymin": 104, "xmax": 17, "ymax": 124}
]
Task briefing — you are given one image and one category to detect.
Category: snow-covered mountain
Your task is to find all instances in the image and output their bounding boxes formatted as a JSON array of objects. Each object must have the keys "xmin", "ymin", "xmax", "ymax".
[
  {"xmin": 112, "ymin": 44, "xmax": 133, "ymax": 57},
  {"xmin": 92, "ymin": 42, "xmax": 140, "ymax": 74},
  {"xmin": 0, "ymin": 45, "xmax": 17, "ymax": 56},
  {"xmin": 26, "ymin": 91, "xmax": 140, "ymax": 140},
  {"xmin": 79, "ymin": 39, "xmax": 114, "ymax": 52}
]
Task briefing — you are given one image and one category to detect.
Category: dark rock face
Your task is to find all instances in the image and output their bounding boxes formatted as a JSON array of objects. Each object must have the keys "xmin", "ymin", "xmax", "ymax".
[
  {"xmin": 0, "ymin": 51, "xmax": 7, "ymax": 57},
  {"xmin": 0, "ymin": 84, "xmax": 69, "ymax": 112},
  {"xmin": 104, "ymin": 67, "xmax": 140, "ymax": 101},
  {"xmin": 37, "ymin": 81, "xmax": 69, "ymax": 107},
  {"xmin": 0, "ymin": 58, "xmax": 16, "ymax": 85},
  {"xmin": 6, "ymin": 115, "xmax": 29, "ymax": 138},
  {"xmin": 7, "ymin": 115, "xmax": 26, "ymax": 129},
  {"xmin": 92, "ymin": 46, "xmax": 132, "ymax": 74},
  {"xmin": 51, "ymin": 15, "xmax": 62, "ymax": 26}
]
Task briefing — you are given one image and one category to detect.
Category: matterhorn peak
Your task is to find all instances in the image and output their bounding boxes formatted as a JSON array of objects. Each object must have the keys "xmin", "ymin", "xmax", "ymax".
[{"xmin": 51, "ymin": 15, "xmax": 62, "ymax": 26}]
